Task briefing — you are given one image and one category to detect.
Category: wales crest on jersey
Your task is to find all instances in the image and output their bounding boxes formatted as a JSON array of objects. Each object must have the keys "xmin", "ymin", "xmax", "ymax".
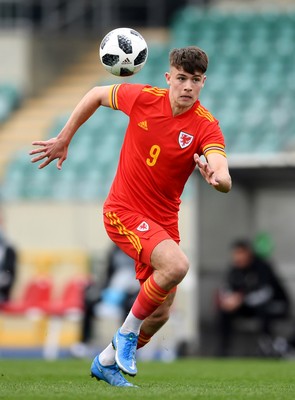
[
  {"xmin": 137, "ymin": 221, "xmax": 150, "ymax": 232},
  {"xmin": 178, "ymin": 131, "xmax": 194, "ymax": 149}
]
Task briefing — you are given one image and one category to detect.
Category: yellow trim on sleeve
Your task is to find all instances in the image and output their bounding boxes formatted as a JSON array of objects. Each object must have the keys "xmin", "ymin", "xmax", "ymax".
[
  {"xmin": 109, "ymin": 84, "xmax": 120, "ymax": 110},
  {"xmin": 203, "ymin": 143, "xmax": 225, "ymax": 151},
  {"xmin": 204, "ymin": 149, "xmax": 227, "ymax": 158},
  {"xmin": 109, "ymin": 85, "xmax": 115, "ymax": 109}
]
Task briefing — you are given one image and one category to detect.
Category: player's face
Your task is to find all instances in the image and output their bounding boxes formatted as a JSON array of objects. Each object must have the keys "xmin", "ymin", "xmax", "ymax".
[{"xmin": 165, "ymin": 66, "xmax": 206, "ymax": 115}]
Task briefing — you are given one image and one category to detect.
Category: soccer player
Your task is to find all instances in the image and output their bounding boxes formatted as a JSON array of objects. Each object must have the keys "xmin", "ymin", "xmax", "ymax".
[{"xmin": 30, "ymin": 46, "xmax": 232, "ymax": 387}]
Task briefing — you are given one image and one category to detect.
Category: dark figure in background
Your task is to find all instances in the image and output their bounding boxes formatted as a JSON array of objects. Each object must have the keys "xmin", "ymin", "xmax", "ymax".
[
  {"xmin": 216, "ymin": 240, "xmax": 290, "ymax": 357},
  {"xmin": 0, "ymin": 225, "xmax": 17, "ymax": 305}
]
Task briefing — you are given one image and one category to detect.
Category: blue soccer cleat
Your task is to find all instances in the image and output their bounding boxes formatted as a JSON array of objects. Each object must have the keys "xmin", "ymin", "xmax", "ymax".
[
  {"xmin": 90, "ymin": 355, "xmax": 136, "ymax": 387},
  {"xmin": 112, "ymin": 329, "xmax": 139, "ymax": 376}
]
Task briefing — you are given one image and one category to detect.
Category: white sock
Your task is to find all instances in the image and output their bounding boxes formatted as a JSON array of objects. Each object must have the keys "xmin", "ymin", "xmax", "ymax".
[
  {"xmin": 99, "ymin": 343, "xmax": 116, "ymax": 366},
  {"xmin": 120, "ymin": 310, "xmax": 143, "ymax": 335}
]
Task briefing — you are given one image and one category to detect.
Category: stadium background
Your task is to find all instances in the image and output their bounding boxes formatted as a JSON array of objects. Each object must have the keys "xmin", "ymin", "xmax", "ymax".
[{"xmin": 0, "ymin": 0, "xmax": 294, "ymax": 359}]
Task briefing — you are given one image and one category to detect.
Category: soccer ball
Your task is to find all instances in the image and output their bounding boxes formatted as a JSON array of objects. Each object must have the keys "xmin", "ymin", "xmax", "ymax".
[{"xmin": 99, "ymin": 27, "xmax": 148, "ymax": 77}]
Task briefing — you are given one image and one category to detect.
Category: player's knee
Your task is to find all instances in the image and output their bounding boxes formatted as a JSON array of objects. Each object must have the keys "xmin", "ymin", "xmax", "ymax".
[
  {"xmin": 151, "ymin": 240, "xmax": 189, "ymax": 286},
  {"xmin": 169, "ymin": 254, "xmax": 189, "ymax": 285}
]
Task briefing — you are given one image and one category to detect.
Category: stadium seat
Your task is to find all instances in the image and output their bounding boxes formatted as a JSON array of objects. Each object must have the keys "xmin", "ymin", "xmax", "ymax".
[
  {"xmin": 0, "ymin": 278, "xmax": 53, "ymax": 348},
  {"xmin": 44, "ymin": 278, "xmax": 87, "ymax": 316},
  {"xmin": 0, "ymin": 277, "xmax": 52, "ymax": 315},
  {"xmin": 42, "ymin": 278, "xmax": 88, "ymax": 360}
]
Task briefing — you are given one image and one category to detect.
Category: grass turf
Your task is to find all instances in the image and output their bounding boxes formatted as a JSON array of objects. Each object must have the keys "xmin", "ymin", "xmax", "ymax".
[{"xmin": 0, "ymin": 358, "xmax": 294, "ymax": 399}]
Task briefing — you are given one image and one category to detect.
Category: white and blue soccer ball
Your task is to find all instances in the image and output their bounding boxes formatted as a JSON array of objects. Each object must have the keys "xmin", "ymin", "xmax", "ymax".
[{"xmin": 99, "ymin": 27, "xmax": 148, "ymax": 77}]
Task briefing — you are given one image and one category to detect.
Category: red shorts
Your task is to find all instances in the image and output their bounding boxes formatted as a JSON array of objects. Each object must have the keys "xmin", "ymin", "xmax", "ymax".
[{"xmin": 104, "ymin": 209, "xmax": 179, "ymax": 282}]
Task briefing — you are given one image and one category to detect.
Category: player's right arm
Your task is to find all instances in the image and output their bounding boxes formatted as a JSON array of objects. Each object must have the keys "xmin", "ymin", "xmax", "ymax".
[
  {"xmin": 194, "ymin": 153, "xmax": 232, "ymax": 193},
  {"xmin": 30, "ymin": 86, "xmax": 112, "ymax": 169}
]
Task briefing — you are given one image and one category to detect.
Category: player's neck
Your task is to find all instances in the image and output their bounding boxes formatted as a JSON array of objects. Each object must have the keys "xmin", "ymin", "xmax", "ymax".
[
  {"xmin": 169, "ymin": 93, "xmax": 196, "ymax": 117},
  {"xmin": 170, "ymin": 103, "xmax": 194, "ymax": 117}
]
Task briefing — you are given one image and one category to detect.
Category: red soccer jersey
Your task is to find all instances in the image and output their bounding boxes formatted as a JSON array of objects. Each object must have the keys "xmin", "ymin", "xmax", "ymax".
[{"xmin": 103, "ymin": 83, "xmax": 226, "ymax": 229}]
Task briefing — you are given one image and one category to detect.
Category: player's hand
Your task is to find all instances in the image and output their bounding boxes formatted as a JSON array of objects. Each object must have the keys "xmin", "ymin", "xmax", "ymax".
[
  {"xmin": 30, "ymin": 137, "xmax": 68, "ymax": 169},
  {"xmin": 194, "ymin": 154, "xmax": 220, "ymax": 188}
]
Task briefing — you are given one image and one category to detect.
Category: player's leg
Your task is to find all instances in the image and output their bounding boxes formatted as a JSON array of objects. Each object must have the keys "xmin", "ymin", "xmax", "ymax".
[
  {"xmin": 120, "ymin": 239, "xmax": 187, "ymax": 332},
  {"xmin": 96, "ymin": 211, "xmax": 188, "ymax": 377},
  {"xmin": 137, "ymin": 291, "xmax": 176, "ymax": 349},
  {"xmin": 114, "ymin": 240, "xmax": 188, "ymax": 375},
  {"xmin": 95, "ymin": 290, "xmax": 176, "ymax": 382},
  {"xmin": 98, "ymin": 285, "xmax": 175, "ymax": 370},
  {"xmin": 150, "ymin": 239, "xmax": 189, "ymax": 290}
]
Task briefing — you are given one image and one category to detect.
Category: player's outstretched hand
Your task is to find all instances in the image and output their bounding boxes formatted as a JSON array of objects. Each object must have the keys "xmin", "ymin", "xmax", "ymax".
[
  {"xmin": 194, "ymin": 153, "xmax": 220, "ymax": 188},
  {"xmin": 30, "ymin": 137, "xmax": 68, "ymax": 170}
]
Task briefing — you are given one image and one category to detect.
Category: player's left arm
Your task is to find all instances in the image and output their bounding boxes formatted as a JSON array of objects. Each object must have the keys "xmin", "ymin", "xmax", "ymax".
[{"xmin": 194, "ymin": 153, "xmax": 232, "ymax": 193}]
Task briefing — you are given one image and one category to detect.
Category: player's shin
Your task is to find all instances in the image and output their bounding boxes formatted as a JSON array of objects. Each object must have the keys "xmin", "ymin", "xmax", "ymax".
[
  {"xmin": 137, "ymin": 330, "xmax": 152, "ymax": 349},
  {"xmin": 121, "ymin": 274, "xmax": 170, "ymax": 334},
  {"xmin": 113, "ymin": 274, "xmax": 170, "ymax": 375}
]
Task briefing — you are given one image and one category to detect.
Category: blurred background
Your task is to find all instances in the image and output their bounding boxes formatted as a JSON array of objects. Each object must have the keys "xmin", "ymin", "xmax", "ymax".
[{"xmin": 0, "ymin": 0, "xmax": 295, "ymax": 360}]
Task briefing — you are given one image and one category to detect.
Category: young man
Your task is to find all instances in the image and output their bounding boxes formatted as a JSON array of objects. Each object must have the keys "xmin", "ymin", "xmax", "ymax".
[{"xmin": 30, "ymin": 46, "xmax": 231, "ymax": 387}]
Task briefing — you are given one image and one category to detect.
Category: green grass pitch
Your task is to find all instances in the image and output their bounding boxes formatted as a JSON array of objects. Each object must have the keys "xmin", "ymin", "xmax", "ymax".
[{"xmin": 0, "ymin": 358, "xmax": 294, "ymax": 399}]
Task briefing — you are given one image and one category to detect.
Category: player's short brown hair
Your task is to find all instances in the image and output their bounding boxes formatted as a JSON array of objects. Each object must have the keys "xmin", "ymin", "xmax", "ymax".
[{"xmin": 169, "ymin": 46, "xmax": 208, "ymax": 74}]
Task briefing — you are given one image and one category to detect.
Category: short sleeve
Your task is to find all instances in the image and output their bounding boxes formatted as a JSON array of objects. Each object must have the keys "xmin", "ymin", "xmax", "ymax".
[
  {"xmin": 199, "ymin": 120, "xmax": 227, "ymax": 158},
  {"xmin": 109, "ymin": 83, "xmax": 146, "ymax": 116}
]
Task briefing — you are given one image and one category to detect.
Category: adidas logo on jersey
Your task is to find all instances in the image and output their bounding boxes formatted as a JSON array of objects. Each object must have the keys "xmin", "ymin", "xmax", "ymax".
[
  {"xmin": 138, "ymin": 120, "xmax": 148, "ymax": 131},
  {"xmin": 122, "ymin": 57, "xmax": 132, "ymax": 65}
]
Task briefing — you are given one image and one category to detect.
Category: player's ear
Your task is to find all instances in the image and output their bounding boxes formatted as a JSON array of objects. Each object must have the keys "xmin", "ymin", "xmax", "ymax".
[
  {"xmin": 202, "ymin": 75, "xmax": 207, "ymax": 88},
  {"xmin": 165, "ymin": 72, "xmax": 171, "ymax": 85}
]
